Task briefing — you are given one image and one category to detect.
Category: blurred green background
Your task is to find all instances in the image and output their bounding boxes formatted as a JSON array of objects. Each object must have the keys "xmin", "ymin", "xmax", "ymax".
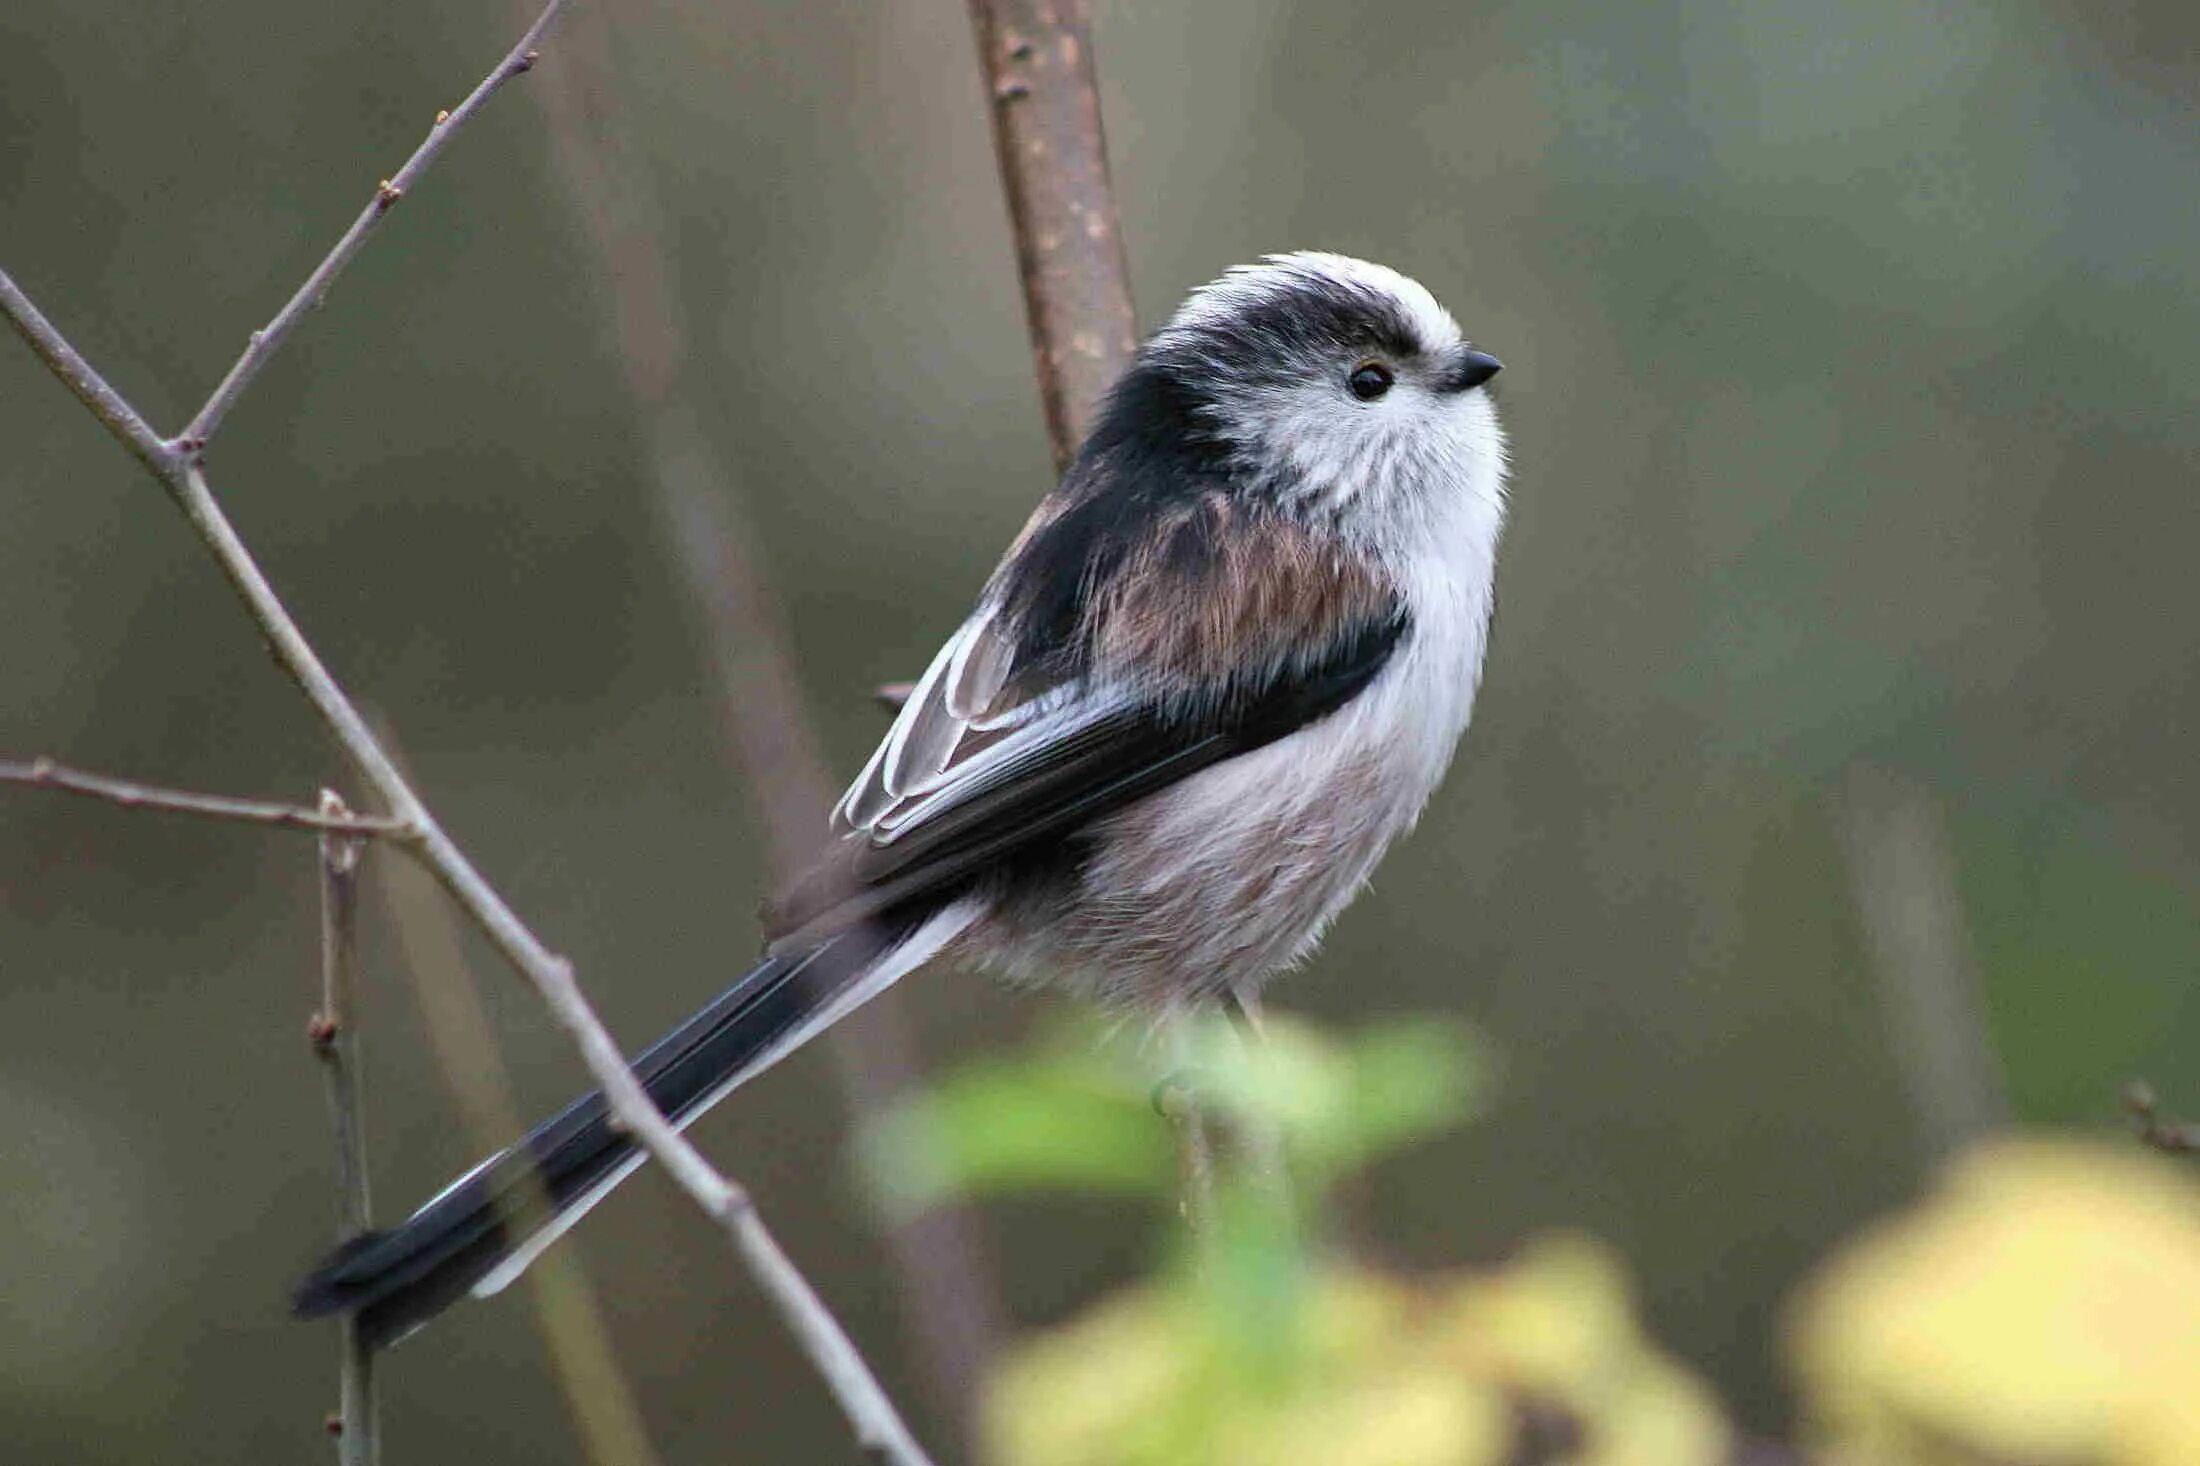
[{"xmin": 2, "ymin": 0, "xmax": 2195, "ymax": 1460}]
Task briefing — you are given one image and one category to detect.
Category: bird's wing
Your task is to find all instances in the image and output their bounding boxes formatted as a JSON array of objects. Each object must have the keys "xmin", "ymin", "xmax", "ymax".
[{"xmin": 768, "ymin": 490, "xmax": 1407, "ymax": 946}]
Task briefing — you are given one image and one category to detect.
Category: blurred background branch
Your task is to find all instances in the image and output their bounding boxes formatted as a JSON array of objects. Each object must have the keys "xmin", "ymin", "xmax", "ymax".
[
  {"xmin": 1838, "ymin": 767, "xmax": 2007, "ymax": 1164},
  {"xmin": 525, "ymin": 9, "xmax": 1005, "ymax": 1448}
]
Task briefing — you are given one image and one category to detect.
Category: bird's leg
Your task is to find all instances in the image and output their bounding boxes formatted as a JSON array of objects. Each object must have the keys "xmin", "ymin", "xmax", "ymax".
[
  {"xmin": 1221, "ymin": 982, "xmax": 1293, "ymax": 1212},
  {"xmin": 1156, "ymin": 1017, "xmax": 1218, "ymax": 1239},
  {"xmin": 1224, "ymin": 981, "xmax": 1268, "ymax": 1044}
]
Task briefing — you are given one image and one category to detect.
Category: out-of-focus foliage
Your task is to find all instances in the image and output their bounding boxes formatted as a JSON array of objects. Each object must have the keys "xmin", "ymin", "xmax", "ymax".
[
  {"xmin": 868, "ymin": 1015, "xmax": 1735, "ymax": 1466},
  {"xmin": 861, "ymin": 1013, "xmax": 1480, "ymax": 1217},
  {"xmin": 859, "ymin": 1026, "xmax": 1179, "ymax": 1214},
  {"xmin": 888, "ymin": 1018, "xmax": 2200, "ymax": 1466},
  {"xmin": 1788, "ymin": 1139, "xmax": 2200, "ymax": 1466},
  {"xmin": 988, "ymin": 1243, "xmax": 1733, "ymax": 1466}
]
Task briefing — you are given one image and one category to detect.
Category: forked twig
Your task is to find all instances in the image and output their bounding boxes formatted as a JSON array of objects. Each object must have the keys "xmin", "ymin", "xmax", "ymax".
[
  {"xmin": 179, "ymin": 4, "xmax": 570, "ymax": 452},
  {"xmin": 0, "ymin": 7, "xmax": 929, "ymax": 1463}
]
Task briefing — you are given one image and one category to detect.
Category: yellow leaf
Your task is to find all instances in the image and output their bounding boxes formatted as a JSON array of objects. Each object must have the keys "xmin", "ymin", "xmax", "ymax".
[{"xmin": 1788, "ymin": 1138, "xmax": 2200, "ymax": 1466}]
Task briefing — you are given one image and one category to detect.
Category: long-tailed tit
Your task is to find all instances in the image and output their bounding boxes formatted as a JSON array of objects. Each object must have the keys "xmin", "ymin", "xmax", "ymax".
[{"xmin": 296, "ymin": 252, "xmax": 1508, "ymax": 1343}]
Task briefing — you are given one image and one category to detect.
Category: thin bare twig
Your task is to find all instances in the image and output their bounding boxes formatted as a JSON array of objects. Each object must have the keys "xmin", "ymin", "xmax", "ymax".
[
  {"xmin": 179, "ymin": 1, "xmax": 570, "ymax": 452},
  {"xmin": 0, "ymin": 12, "xmax": 931, "ymax": 1463},
  {"xmin": 0, "ymin": 268, "xmax": 174, "ymax": 474},
  {"xmin": 965, "ymin": 0, "xmax": 1139, "ymax": 472},
  {"xmin": 2124, "ymin": 1081, "xmax": 2200, "ymax": 1156},
  {"xmin": 312, "ymin": 793, "xmax": 377, "ymax": 1466},
  {"xmin": 0, "ymin": 757, "xmax": 411, "ymax": 837}
]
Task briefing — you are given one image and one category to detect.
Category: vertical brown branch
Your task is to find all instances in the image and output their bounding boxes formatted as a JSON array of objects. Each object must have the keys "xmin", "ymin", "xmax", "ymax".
[
  {"xmin": 965, "ymin": 0, "xmax": 1233, "ymax": 1232},
  {"xmin": 966, "ymin": 0, "xmax": 1139, "ymax": 471},
  {"xmin": 313, "ymin": 792, "xmax": 376, "ymax": 1466}
]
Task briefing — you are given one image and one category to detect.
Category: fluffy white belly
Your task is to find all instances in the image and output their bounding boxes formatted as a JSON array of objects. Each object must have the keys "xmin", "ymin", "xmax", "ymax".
[{"xmin": 966, "ymin": 599, "xmax": 1488, "ymax": 1010}]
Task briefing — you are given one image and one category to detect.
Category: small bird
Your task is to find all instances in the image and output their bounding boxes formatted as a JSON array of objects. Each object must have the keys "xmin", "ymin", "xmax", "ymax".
[{"xmin": 296, "ymin": 252, "xmax": 1509, "ymax": 1344}]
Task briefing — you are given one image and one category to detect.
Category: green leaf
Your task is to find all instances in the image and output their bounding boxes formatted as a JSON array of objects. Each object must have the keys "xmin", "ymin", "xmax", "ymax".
[
  {"xmin": 1174, "ymin": 1014, "xmax": 1485, "ymax": 1184},
  {"xmin": 859, "ymin": 1050, "xmax": 1175, "ymax": 1217},
  {"xmin": 856, "ymin": 1008, "xmax": 1485, "ymax": 1221},
  {"xmin": 1322, "ymin": 1021, "xmax": 1485, "ymax": 1176}
]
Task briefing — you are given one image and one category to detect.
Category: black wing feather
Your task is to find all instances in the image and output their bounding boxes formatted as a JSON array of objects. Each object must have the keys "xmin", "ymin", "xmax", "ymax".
[{"xmin": 770, "ymin": 609, "xmax": 1407, "ymax": 949}]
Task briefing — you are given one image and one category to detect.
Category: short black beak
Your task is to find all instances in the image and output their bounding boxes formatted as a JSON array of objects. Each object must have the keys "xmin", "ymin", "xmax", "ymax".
[{"xmin": 1448, "ymin": 346, "xmax": 1503, "ymax": 392}]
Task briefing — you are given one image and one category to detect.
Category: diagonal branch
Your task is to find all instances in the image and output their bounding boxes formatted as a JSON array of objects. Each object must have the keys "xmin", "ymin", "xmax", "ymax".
[
  {"xmin": 0, "ymin": 16, "xmax": 932, "ymax": 1465},
  {"xmin": 0, "ymin": 758, "xmax": 412, "ymax": 837},
  {"xmin": 528, "ymin": 13, "xmax": 1004, "ymax": 1441},
  {"xmin": 0, "ymin": 268, "xmax": 173, "ymax": 473},
  {"xmin": 178, "ymin": 0, "xmax": 571, "ymax": 452}
]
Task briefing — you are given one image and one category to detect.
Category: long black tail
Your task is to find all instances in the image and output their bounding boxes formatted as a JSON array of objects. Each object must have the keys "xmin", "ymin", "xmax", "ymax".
[{"xmin": 293, "ymin": 915, "xmax": 920, "ymax": 1347}]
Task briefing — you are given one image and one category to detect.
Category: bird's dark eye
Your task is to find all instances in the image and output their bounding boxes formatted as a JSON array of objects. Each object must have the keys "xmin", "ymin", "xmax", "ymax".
[{"xmin": 1347, "ymin": 361, "xmax": 1394, "ymax": 401}]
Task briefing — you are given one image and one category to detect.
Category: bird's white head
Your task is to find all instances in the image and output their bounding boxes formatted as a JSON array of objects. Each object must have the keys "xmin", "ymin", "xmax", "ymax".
[{"xmin": 1132, "ymin": 252, "xmax": 1507, "ymax": 545}]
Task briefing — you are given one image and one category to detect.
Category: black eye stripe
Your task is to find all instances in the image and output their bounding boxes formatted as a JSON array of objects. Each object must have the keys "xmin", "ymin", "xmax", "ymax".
[{"xmin": 1348, "ymin": 362, "xmax": 1394, "ymax": 401}]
